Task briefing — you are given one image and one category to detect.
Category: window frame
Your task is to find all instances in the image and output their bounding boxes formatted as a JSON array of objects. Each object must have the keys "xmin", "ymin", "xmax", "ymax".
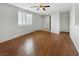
[{"xmin": 18, "ymin": 11, "xmax": 32, "ymax": 26}]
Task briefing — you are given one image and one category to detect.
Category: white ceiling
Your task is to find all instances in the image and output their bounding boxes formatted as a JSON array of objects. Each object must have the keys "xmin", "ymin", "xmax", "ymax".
[{"xmin": 9, "ymin": 3, "xmax": 73, "ymax": 15}]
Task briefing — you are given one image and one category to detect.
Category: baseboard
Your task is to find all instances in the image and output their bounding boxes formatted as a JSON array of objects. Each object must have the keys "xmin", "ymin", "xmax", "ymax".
[
  {"xmin": 0, "ymin": 30, "xmax": 42, "ymax": 43},
  {"xmin": 69, "ymin": 34, "xmax": 79, "ymax": 55}
]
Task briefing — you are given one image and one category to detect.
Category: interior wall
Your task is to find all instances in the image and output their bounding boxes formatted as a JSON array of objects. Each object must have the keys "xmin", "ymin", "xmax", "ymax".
[
  {"xmin": 43, "ymin": 15, "xmax": 50, "ymax": 31},
  {"xmin": 0, "ymin": 3, "xmax": 44, "ymax": 43},
  {"xmin": 60, "ymin": 12, "xmax": 70, "ymax": 32},
  {"xmin": 75, "ymin": 4, "xmax": 79, "ymax": 25},
  {"xmin": 51, "ymin": 12, "xmax": 60, "ymax": 34},
  {"xmin": 70, "ymin": 4, "xmax": 79, "ymax": 53}
]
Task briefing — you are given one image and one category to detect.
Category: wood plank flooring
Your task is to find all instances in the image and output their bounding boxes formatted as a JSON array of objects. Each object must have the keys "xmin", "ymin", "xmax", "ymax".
[{"xmin": 0, "ymin": 30, "xmax": 78, "ymax": 56}]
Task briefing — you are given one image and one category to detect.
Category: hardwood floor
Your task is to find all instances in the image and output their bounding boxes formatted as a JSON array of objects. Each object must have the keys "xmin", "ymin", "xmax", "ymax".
[{"xmin": 0, "ymin": 30, "xmax": 78, "ymax": 56}]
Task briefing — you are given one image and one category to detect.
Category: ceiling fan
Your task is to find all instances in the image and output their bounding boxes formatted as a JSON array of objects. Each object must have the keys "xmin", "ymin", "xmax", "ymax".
[{"xmin": 31, "ymin": 3, "xmax": 50, "ymax": 11}]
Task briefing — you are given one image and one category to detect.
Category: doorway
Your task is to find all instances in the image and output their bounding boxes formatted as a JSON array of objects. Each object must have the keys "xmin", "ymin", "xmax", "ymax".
[{"xmin": 60, "ymin": 12, "xmax": 70, "ymax": 33}]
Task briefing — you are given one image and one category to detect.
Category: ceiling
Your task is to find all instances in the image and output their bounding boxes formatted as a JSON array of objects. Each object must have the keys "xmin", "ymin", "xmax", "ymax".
[{"xmin": 9, "ymin": 3, "xmax": 73, "ymax": 15}]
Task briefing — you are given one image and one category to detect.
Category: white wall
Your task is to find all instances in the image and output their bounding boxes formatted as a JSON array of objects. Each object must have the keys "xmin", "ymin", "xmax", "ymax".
[
  {"xmin": 70, "ymin": 4, "xmax": 79, "ymax": 53},
  {"xmin": 60, "ymin": 12, "xmax": 70, "ymax": 32},
  {"xmin": 43, "ymin": 16, "xmax": 50, "ymax": 31},
  {"xmin": 0, "ymin": 4, "xmax": 44, "ymax": 43},
  {"xmin": 51, "ymin": 12, "xmax": 60, "ymax": 34},
  {"xmin": 75, "ymin": 4, "xmax": 79, "ymax": 25}
]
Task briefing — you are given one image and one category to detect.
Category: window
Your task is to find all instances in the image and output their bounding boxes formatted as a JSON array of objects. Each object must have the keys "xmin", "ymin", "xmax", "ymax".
[
  {"xmin": 18, "ymin": 11, "xmax": 23, "ymax": 25},
  {"xmin": 26, "ymin": 14, "xmax": 32, "ymax": 25},
  {"xmin": 18, "ymin": 11, "xmax": 32, "ymax": 26}
]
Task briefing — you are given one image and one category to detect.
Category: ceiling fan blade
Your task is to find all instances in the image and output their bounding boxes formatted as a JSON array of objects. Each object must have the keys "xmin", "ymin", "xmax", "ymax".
[
  {"xmin": 30, "ymin": 6, "xmax": 39, "ymax": 8},
  {"xmin": 42, "ymin": 8, "xmax": 45, "ymax": 10},
  {"xmin": 42, "ymin": 5, "xmax": 50, "ymax": 7}
]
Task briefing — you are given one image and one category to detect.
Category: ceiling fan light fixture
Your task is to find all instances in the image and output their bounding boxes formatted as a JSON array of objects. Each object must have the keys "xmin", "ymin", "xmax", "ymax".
[
  {"xmin": 38, "ymin": 8, "xmax": 45, "ymax": 11},
  {"xmin": 31, "ymin": 3, "xmax": 50, "ymax": 11}
]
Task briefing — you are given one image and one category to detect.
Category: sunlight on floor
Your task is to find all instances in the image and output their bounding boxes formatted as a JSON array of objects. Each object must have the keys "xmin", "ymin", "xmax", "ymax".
[{"xmin": 25, "ymin": 39, "xmax": 34, "ymax": 54}]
